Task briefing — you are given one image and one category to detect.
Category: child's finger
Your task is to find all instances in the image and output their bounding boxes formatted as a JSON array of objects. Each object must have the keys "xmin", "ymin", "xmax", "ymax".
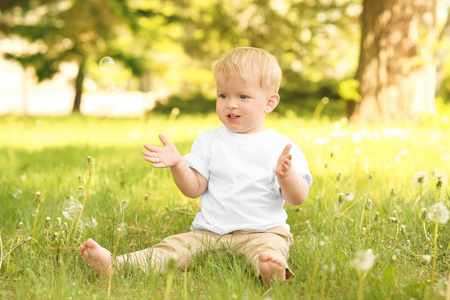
[
  {"xmin": 275, "ymin": 169, "xmax": 284, "ymax": 177},
  {"xmin": 142, "ymin": 151, "xmax": 158, "ymax": 157},
  {"xmin": 143, "ymin": 144, "xmax": 159, "ymax": 152},
  {"xmin": 144, "ymin": 156, "xmax": 160, "ymax": 163},
  {"xmin": 281, "ymin": 144, "xmax": 292, "ymax": 156},
  {"xmin": 158, "ymin": 134, "xmax": 172, "ymax": 146},
  {"xmin": 152, "ymin": 163, "xmax": 166, "ymax": 168}
]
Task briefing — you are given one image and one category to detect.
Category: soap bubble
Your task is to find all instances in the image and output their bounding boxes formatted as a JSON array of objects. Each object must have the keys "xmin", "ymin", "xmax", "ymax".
[
  {"xmin": 99, "ymin": 56, "xmax": 115, "ymax": 71},
  {"xmin": 12, "ymin": 189, "xmax": 23, "ymax": 199},
  {"xmin": 94, "ymin": 56, "xmax": 120, "ymax": 109},
  {"xmin": 62, "ymin": 199, "xmax": 83, "ymax": 220},
  {"xmin": 85, "ymin": 217, "xmax": 98, "ymax": 229}
]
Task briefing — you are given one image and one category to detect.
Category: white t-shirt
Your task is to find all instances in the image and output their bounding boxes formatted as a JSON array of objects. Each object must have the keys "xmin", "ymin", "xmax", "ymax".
[{"xmin": 183, "ymin": 126, "xmax": 313, "ymax": 234}]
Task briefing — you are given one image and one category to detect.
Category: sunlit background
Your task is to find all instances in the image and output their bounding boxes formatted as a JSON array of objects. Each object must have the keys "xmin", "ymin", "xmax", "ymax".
[{"xmin": 1, "ymin": 0, "xmax": 449, "ymax": 119}]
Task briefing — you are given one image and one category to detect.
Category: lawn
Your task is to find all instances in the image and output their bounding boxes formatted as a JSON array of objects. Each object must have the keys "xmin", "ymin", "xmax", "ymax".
[{"xmin": 0, "ymin": 112, "xmax": 449, "ymax": 299}]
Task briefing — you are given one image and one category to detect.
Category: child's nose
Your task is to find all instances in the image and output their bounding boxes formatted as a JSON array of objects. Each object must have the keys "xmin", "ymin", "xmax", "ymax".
[{"xmin": 227, "ymin": 98, "xmax": 238, "ymax": 109}]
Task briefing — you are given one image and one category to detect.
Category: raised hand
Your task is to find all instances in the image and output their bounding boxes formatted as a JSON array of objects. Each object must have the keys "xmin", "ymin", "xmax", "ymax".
[
  {"xmin": 143, "ymin": 134, "xmax": 183, "ymax": 168},
  {"xmin": 276, "ymin": 144, "xmax": 292, "ymax": 178}
]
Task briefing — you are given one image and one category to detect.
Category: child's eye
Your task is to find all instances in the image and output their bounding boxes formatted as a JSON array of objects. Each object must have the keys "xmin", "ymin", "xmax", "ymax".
[
  {"xmin": 219, "ymin": 94, "xmax": 227, "ymax": 99},
  {"xmin": 240, "ymin": 95, "xmax": 248, "ymax": 99}
]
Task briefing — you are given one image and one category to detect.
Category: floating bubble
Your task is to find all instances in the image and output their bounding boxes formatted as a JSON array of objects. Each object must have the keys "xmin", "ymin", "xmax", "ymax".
[
  {"xmin": 85, "ymin": 217, "xmax": 98, "ymax": 229},
  {"xmin": 62, "ymin": 199, "xmax": 83, "ymax": 220},
  {"xmin": 99, "ymin": 56, "xmax": 115, "ymax": 72},
  {"xmin": 12, "ymin": 189, "xmax": 23, "ymax": 199},
  {"xmin": 93, "ymin": 56, "xmax": 121, "ymax": 109}
]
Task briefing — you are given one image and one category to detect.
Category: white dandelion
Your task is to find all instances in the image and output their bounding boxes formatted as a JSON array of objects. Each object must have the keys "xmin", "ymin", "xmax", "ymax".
[
  {"xmin": 413, "ymin": 172, "xmax": 428, "ymax": 187},
  {"xmin": 353, "ymin": 249, "xmax": 376, "ymax": 272},
  {"xmin": 422, "ymin": 255, "xmax": 431, "ymax": 264},
  {"xmin": 432, "ymin": 171, "xmax": 448, "ymax": 185},
  {"xmin": 343, "ymin": 192, "xmax": 355, "ymax": 201},
  {"xmin": 427, "ymin": 203, "xmax": 450, "ymax": 224}
]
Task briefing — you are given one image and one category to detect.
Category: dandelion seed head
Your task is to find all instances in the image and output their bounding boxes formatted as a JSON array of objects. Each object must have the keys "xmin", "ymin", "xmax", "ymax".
[
  {"xmin": 344, "ymin": 192, "xmax": 355, "ymax": 201},
  {"xmin": 353, "ymin": 249, "xmax": 376, "ymax": 271},
  {"xmin": 406, "ymin": 240, "xmax": 411, "ymax": 247},
  {"xmin": 413, "ymin": 171, "xmax": 428, "ymax": 187},
  {"xmin": 318, "ymin": 240, "xmax": 326, "ymax": 248},
  {"xmin": 422, "ymin": 255, "xmax": 431, "ymax": 264},
  {"xmin": 433, "ymin": 171, "xmax": 448, "ymax": 185},
  {"xmin": 116, "ymin": 222, "xmax": 127, "ymax": 237},
  {"xmin": 427, "ymin": 203, "xmax": 450, "ymax": 224},
  {"xmin": 390, "ymin": 255, "xmax": 397, "ymax": 264},
  {"xmin": 390, "ymin": 217, "xmax": 398, "ymax": 224}
]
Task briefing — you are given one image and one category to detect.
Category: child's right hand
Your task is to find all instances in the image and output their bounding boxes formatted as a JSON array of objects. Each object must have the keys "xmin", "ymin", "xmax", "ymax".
[{"xmin": 143, "ymin": 134, "xmax": 182, "ymax": 168}]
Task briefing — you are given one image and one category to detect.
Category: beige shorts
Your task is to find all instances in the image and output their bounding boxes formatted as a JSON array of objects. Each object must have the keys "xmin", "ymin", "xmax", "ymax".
[{"xmin": 116, "ymin": 226, "xmax": 294, "ymax": 279}]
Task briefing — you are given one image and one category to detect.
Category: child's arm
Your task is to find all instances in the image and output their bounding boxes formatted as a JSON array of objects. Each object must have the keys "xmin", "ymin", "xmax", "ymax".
[
  {"xmin": 143, "ymin": 134, "xmax": 208, "ymax": 198},
  {"xmin": 275, "ymin": 144, "xmax": 309, "ymax": 206}
]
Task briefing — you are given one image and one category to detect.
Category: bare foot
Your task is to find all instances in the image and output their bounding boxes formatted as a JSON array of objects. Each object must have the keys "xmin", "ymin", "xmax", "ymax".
[
  {"xmin": 259, "ymin": 252, "xmax": 286, "ymax": 285},
  {"xmin": 78, "ymin": 238, "xmax": 113, "ymax": 276}
]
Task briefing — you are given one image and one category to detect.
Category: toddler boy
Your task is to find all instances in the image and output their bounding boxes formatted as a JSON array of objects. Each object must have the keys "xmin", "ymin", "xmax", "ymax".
[{"xmin": 78, "ymin": 47, "xmax": 313, "ymax": 284}]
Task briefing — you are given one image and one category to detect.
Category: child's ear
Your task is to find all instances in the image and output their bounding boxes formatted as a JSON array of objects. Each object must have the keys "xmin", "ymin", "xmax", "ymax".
[{"xmin": 265, "ymin": 93, "xmax": 280, "ymax": 114}]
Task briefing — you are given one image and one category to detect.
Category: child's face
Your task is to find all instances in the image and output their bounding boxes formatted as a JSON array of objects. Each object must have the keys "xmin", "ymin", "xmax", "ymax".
[{"xmin": 215, "ymin": 74, "xmax": 278, "ymax": 134}]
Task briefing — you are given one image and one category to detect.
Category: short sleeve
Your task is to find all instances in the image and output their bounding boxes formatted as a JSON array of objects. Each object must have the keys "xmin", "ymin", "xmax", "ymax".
[
  {"xmin": 183, "ymin": 136, "xmax": 210, "ymax": 180},
  {"xmin": 290, "ymin": 145, "xmax": 313, "ymax": 186}
]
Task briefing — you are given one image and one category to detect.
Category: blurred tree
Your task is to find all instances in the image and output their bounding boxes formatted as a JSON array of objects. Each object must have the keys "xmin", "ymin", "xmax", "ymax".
[
  {"xmin": 0, "ymin": 0, "xmax": 146, "ymax": 112},
  {"xmin": 436, "ymin": 7, "xmax": 450, "ymax": 97},
  {"xmin": 168, "ymin": 0, "xmax": 362, "ymax": 103},
  {"xmin": 1, "ymin": 0, "xmax": 365, "ymax": 115},
  {"xmin": 351, "ymin": 0, "xmax": 437, "ymax": 122}
]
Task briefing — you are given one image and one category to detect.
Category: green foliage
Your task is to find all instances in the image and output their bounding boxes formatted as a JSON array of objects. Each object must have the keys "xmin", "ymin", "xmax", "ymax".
[
  {"xmin": 0, "ymin": 0, "xmax": 364, "ymax": 112},
  {"xmin": 338, "ymin": 78, "xmax": 361, "ymax": 102},
  {"xmin": 153, "ymin": 92, "xmax": 216, "ymax": 115},
  {"xmin": 0, "ymin": 113, "xmax": 450, "ymax": 298}
]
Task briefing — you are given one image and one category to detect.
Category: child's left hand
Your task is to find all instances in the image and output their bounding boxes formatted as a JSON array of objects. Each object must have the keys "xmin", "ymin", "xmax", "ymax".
[{"xmin": 276, "ymin": 144, "xmax": 292, "ymax": 178}]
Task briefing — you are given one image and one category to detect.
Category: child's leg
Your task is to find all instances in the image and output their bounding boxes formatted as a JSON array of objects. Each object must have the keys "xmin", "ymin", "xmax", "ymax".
[
  {"xmin": 79, "ymin": 230, "xmax": 221, "ymax": 275},
  {"xmin": 231, "ymin": 226, "xmax": 294, "ymax": 285}
]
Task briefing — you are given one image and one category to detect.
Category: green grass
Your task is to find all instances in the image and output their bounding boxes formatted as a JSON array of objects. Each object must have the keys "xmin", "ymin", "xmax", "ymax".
[{"xmin": 0, "ymin": 112, "xmax": 450, "ymax": 299}]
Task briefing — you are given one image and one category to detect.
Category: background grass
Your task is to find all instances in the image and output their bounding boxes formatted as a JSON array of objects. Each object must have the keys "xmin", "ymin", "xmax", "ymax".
[{"xmin": 0, "ymin": 112, "xmax": 450, "ymax": 299}]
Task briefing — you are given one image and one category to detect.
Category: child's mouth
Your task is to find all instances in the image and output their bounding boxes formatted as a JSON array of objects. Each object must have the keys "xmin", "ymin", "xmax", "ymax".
[{"xmin": 227, "ymin": 114, "xmax": 240, "ymax": 121}]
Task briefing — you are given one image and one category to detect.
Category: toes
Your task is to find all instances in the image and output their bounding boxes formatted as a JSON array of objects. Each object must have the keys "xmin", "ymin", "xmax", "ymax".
[{"xmin": 259, "ymin": 252, "xmax": 269, "ymax": 262}]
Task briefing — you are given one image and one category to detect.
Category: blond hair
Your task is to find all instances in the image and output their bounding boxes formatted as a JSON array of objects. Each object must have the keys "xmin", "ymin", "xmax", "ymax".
[{"xmin": 214, "ymin": 47, "xmax": 282, "ymax": 94}]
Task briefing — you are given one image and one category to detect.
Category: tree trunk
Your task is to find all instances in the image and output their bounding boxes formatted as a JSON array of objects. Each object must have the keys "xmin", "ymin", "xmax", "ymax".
[
  {"xmin": 436, "ymin": 14, "xmax": 450, "ymax": 95},
  {"xmin": 72, "ymin": 57, "xmax": 86, "ymax": 113},
  {"xmin": 351, "ymin": 0, "xmax": 438, "ymax": 122}
]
